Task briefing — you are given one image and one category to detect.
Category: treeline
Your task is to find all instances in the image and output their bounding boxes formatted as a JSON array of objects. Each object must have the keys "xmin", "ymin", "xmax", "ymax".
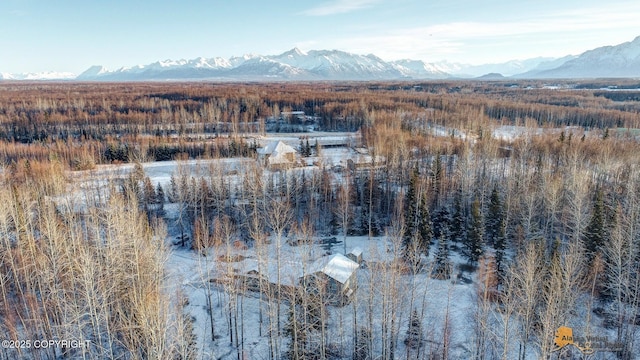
[
  {"xmin": 0, "ymin": 135, "xmax": 256, "ymax": 172},
  {"xmin": 2, "ymin": 81, "xmax": 640, "ymax": 169}
]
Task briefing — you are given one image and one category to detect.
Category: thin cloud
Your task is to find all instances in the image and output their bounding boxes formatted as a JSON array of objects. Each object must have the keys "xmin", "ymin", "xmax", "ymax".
[
  {"xmin": 301, "ymin": 0, "xmax": 380, "ymax": 16},
  {"xmin": 315, "ymin": 2, "xmax": 640, "ymax": 63}
]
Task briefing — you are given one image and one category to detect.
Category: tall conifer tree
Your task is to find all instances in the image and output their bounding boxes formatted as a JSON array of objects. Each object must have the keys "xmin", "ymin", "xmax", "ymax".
[
  {"xmin": 584, "ymin": 188, "xmax": 606, "ymax": 261},
  {"xmin": 465, "ymin": 195, "xmax": 484, "ymax": 264},
  {"xmin": 486, "ymin": 186, "xmax": 506, "ymax": 278}
]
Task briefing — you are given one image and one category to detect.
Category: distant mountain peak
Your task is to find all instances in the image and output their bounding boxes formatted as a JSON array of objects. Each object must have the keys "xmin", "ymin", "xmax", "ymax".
[
  {"xmin": 76, "ymin": 65, "xmax": 109, "ymax": 80},
  {"xmin": 281, "ymin": 47, "xmax": 306, "ymax": 57},
  {"xmin": 476, "ymin": 73, "xmax": 506, "ymax": 80}
]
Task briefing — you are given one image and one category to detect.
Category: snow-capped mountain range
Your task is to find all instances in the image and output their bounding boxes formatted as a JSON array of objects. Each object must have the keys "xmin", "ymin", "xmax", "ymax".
[
  {"xmin": 73, "ymin": 49, "xmax": 566, "ymax": 81},
  {"xmin": 76, "ymin": 48, "xmax": 426, "ymax": 81},
  {"xmin": 2, "ymin": 36, "xmax": 640, "ymax": 81}
]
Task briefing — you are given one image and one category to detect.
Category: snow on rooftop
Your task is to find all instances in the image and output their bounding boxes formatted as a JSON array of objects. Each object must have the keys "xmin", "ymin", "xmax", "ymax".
[
  {"xmin": 257, "ymin": 140, "xmax": 298, "ymax": 166},
  {"xmin": 235, "ymin": 258, "xmax": 305, "ymax": 287},
  {"xmin": 349, "ymin": 247, "xmax": 363, "ymax": 257},
  {"xmin": 233, "ymin": 253, "xmax": 358, "ymax": 286},
  {"xmin": 310, "ymin": 253, "xmax": 359, "ymax": 284},
  {"xmin": 257, "ymin": 140, "xmax": 296, "ymax": 156}
]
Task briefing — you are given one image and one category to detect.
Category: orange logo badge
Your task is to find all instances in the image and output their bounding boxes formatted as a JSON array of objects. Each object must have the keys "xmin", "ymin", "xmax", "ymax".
[
  {"xmin": 554, "ymin": 326, "xmax": 574, "ymax": 349},
  {"xmin": 552, "ymin": 326, "xmax": 594, "ymax": 354}
]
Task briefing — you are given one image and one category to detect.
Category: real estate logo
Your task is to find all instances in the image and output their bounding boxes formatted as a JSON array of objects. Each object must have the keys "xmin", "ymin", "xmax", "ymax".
[
  {"xmin": 553, "ymin": 326, "xmax": 593, "ymax": 354},
  {"xmin": 552, "ymin": 326, "xmax": 624, "ymax": 354}
]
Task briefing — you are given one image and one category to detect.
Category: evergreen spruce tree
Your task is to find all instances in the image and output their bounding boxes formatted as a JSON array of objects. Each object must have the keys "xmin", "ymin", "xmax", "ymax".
[
  {"xmin": 155, "ymin": 182, "xmax": 165, "ymax": 204},
  {"xmin": 433, "ymin": 232, "xmax": 451, "ymax": 279},
  {"xmin": 403, "ymin": 167, "xmax": 421, "ymax": 265},
  {"xmin": 494, "ymin": 232, "xmax": 505, "ymax": 282},
  {"xmin": 465, "ymin": 195, "xmax": 484, "ymax": 265},
  {"xmin": 433, "ymin": 206, "xmax": 451, "ymax": 240},
  {"xmin": 299, "ymin": 138, "xmax": 311, "ymax": 157},
  {"xmin": 450, "ymin": 188, "xmax": 467, "ymax": 248},
  {"xmin": 485, "ymin": 187, "xmax": 502, "ymax": 247},
  {"xmin": 418, "ymin": 192, "xmax": 433, "ymax": 256},
  {"xmin": 168, "ymin": 174, "xmax": 178, "ymax": 203},
  {"xmin": 404, "ymin": 309, "xmax": 423, "ymax": 349},
  {"xmin": 486, "ymin": 186, "xmax": 506, "ymax": 279},
  {"xmin": 431, "ymin": 152, "xmax": 442, "ymax": 207},
  {"xmin": 360, "ymin": 185, "xmax": 371, "ymax": 236},
  {"xmin": 404, "ymin": 168, "xmax": 419, "ymax": 239},
  {"xmin": 155, "ymin": 182, "xmax": 166, "ymax": 217},
  {"xmin": 361, "ymin": 174, "xmax": 381, "ymax": 237},
  {"xmin": 583, "ymin": 188, "xmax": 606, "ymax": 262},
  {"xmin": 329, "ymin": 210, "xmax": 339, "ymax": 236}
]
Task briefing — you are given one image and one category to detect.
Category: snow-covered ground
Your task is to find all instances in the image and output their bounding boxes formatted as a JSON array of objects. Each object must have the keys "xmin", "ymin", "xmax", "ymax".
[
  {"xmin": 57, "ymin": 131, "xmax": 630, "ymax": 359},
  {"xmin": 491, "ymin": 126, "xmax": 544, "ymax": 141},
  {"xmin": 61, "ymin": 148, "xmax": 481, "ymax": 359},
  {"xmin": 163, "ymin": 226, "xmax": 478, "ymax": 359},
  {"xmin": 491, "ymin": 125, "xmax": 587, "ymax": 141}
]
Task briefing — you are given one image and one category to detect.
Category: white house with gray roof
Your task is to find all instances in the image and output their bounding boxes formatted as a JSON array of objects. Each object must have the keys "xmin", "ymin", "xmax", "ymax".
[{"xmin": 256, "ymin": 140, "xmax": 297, "ymax": 169}]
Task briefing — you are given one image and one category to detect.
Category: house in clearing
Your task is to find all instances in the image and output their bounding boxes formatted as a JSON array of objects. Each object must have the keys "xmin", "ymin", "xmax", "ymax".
[
  {"xmin": 302, "ymin": 253, "xmax": 359, "ymax": 306},
  {"xmin": 231, "ymin": 253, "xmax": 359, "ymax": 306},
  {"xmin": 234, "ymin": 259, "xmax": 305, "ymax": 298},
  {"xmin": 257, "ymin": 140, "xmax": 297, "ymax": 169}
]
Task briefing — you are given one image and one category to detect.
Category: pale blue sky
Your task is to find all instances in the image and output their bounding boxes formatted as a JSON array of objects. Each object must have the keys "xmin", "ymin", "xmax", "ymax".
[{"xmin": 1, "ymin": 0, "xmax": 639, "ymax": 74}]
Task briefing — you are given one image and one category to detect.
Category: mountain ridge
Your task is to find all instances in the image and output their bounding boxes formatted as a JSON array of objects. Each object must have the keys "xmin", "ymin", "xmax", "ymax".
[
  {"xmin": 3, "ymin": 36, "xmax": 640, "ymax": 81},
  {"xmin": 73, "ymin": 49, "xmax": 558, "ymax": 81},
  {"xmin": 522, "ymin": 36, "xmax": 640, "ymax": 78}
]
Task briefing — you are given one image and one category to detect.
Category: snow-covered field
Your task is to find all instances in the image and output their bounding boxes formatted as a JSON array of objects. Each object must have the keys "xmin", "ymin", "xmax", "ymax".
[{"xmin": 491, "ymin": 125, "xmax": 588, "ymax": 141}]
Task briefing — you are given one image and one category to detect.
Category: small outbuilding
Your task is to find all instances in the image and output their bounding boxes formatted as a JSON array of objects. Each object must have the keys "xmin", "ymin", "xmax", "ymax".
[{"xmin": 346, "ymin": 247, "xmax": 363, "ymax": 264}]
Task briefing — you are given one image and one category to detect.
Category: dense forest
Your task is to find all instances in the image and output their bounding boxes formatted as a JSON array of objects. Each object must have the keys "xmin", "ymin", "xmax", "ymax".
[
  {"xmin": 1, "ymin": 80, "xmax": 640, "ymax": 167},
  {"xmin": 1, "ymin": 80, "xmax": 640, "ymax": 359}
]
